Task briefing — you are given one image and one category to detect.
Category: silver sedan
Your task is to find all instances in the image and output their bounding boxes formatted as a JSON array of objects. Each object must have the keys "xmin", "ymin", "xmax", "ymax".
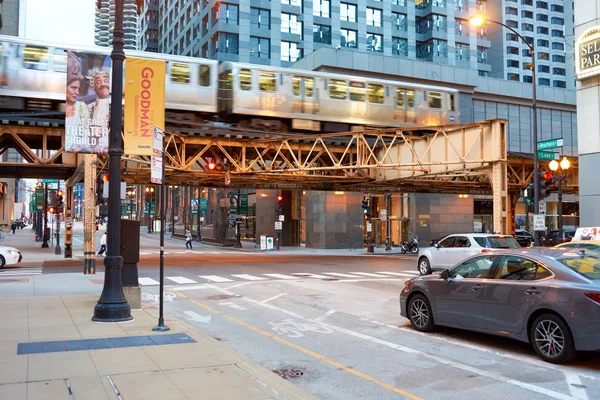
[{"xmin": 399, "ymin": 248, "xmax": 600, "ymax": 364}]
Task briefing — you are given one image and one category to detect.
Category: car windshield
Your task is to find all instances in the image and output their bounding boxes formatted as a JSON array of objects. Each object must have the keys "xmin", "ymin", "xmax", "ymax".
[
  {"xmin": 556, "ymin": 251, "xmax": 600, "ymax": 280},
  {"xmin": 473, "ymin": 236, "xmax": 520, "ymax": 249}
]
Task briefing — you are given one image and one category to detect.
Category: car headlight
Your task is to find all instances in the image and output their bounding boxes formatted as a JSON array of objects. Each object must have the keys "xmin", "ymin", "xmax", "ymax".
[{"xmin": 7, "ymin": 250, "xmax": 18, "ymax": 255}]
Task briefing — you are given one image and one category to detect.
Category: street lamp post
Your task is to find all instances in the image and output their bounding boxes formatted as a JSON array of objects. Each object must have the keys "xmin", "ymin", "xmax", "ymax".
[
  {"xmin": 470, "ymin": 15, "xmax": 540, "ymax": 245},
  {"xmin": 145, "ymin": 187, "xmax": 154, "ymax": 233},
  {"xmin": 549, "ymin": 157, "xmax": 570, "ymax": 241},
  {"xmin": 93, "ymin": 0, "xmax": 135, "ymax": 322}
]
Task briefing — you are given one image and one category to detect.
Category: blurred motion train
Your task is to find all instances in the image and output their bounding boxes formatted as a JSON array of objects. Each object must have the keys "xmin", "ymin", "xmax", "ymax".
[{"xmin": 0, "ymin": 35, "xmax": 460, "ymax": 132}]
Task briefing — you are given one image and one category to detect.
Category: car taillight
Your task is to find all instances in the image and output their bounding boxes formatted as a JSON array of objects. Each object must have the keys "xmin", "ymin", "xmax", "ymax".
[
  {"xmin": 585, "ymin": 293, "xmax": 600, "ymax": 304},
  {"xmin": 563, "ymin": 238, "xmax": 570, "ymax": 242},
  {"xmin": 481, "ymin": 249, "xmax": 491, "ymax": 253}
]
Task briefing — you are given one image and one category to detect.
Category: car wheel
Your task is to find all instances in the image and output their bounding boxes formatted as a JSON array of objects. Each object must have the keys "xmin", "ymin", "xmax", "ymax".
[
  {"xmin": 408, "ymin": 294, "xmax": 435, "ymax": 332},
  {"xmin": 530, "ymin": 313, "xmax": 576, "ymax": 364},
  {"xmin": 0, "ymin": 255, "xmax": 5, "ymax": 269},
  {"xmin": 418, "ymin": 257, "xmax": 431, "ymax": 275}
]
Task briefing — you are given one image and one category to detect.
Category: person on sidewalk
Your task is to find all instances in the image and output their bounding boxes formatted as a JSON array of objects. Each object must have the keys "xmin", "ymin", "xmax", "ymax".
[
  {"xmin": 98, "ymin": 231, "xmax": 107, "ymax": 256},
  {"xmin": 11, "ymin": 221, "xmax": 17, "ymax": 234},
  {"xmin": 185, "ymin": 229, "xmax": 193, "ymax": 250}
]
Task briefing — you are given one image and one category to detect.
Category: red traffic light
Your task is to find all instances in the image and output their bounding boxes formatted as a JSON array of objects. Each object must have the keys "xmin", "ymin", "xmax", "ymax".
[
  {"xmin": 542, "ymin": 171, "xmax": 552, "ymax": 181},
  {"xmin": 102, "ymin": 174, "xmax": 109, "ymax": 182},
  {"xmin": 48, "ymin": 206, "xmax": 56, "ymax": 213},
  {"xmin": 208, "ymin": 162, "xmax": 216, "ymax": 170},
  {"xmin": 57, "ymin": 190, "xmax": 64, "ymax": 196},
  {"xmin": 277, "ymin": 195, "xmax": 283, "ymax": 202}
]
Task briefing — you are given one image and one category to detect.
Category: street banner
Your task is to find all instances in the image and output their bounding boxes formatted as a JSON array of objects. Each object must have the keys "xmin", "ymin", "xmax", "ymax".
[
  {"xmin": 124, "ymin": 57, "xmax": 166, "ymax": 156},
  {"xmin": 191, "ymin": 198, "xmax": 198, "ymax": 215},
  {"xmin": 65, "ymin": 51, "xmax": 112, "ymax": 153}
]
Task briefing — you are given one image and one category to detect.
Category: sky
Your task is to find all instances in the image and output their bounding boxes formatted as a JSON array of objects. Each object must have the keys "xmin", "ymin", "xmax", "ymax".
[{"xmin": 24, "ymin": 0, "xmax": 95, "ymax": 46}]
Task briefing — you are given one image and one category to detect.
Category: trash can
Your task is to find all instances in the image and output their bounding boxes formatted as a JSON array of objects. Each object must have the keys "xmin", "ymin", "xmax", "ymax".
[
  {"xmin": 266, "ymin": 235, "xmax": 274, "ymax": 251},
  {"xmin": 260, "ymin": 235, "xmax": 267, "ymax": 251}
]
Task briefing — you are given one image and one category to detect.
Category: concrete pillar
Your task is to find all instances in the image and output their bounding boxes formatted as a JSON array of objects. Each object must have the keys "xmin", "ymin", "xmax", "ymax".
[
  {"xmin": 83, "ymin": 154, "xmax": 97, "ymax": 274},
  {"xmin": 575, "ymin": 3, "xmax": 600, "ymax": 224}
]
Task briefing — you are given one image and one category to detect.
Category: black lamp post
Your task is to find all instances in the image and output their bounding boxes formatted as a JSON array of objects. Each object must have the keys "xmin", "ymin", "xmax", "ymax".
[
  {"xmin": 93, "ymin": 0, "xmax": 142, "ymax": 322},
  {"xmin": 470, "ymin": 15, "xmax": 540, "ymax": 245},
  {"xmin": 549, "ymin": 157, "xmax": 570, "ymax": 241}
]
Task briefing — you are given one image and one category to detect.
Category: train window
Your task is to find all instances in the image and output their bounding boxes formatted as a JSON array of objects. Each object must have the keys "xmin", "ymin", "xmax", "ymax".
[
  {"xmin": 23, "ymin": 46, "xmax": 49, "ymax": 71},
  {"xmin": 219, "ymin": 71, "xmax": 232, "ymax": 90},
  {"xmin": 428, "ymin": 92, "xmax": 442, "ymax": 109},
  {"xmin": 199, "ymin": 65, "xmax": 210, "ymax": 86},
  {"xmin": 292, "ymin": 76, "xmax": 301, "ymax": 96},
  {"xmin": 449, "ymin": 94, "xmax": 455, "ymax": 111},
  {"xmin": 407, "ymin": 89, "xmax": 415, "ymax": 107},
  {"xmin": 368, "ymin": 84, "xmax": 384, "ymax": 104},
  {"xmin": 240, "ymin": 68, "xmax": 252, "ymax": 91},
  {"xmin": 305, "ymin": 78, "xmax": 314, "ymax": 97},
  {"xmin": 259, "ymin": 72, "xmax": 276, "ymax": 92},
  {"xmin": 396, "ymin": 89, "xmax": 404, "ymax": 107},
  {"xmin": 349, "ymin": 82, "xmax": 365, "ymax": 102},
  {"xmin": 330, "ymin": 80, "xmax": 348, "ymax": 100},
  {"xmin": 171, "ymin": 63, "xmax": 190, "ymax": 84},
  {"xmin": 52, "ymin": 49, "xmax": 67, "ymax": 72}
]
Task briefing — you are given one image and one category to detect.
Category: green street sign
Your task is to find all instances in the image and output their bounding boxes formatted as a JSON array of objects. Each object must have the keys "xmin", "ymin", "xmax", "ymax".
[
  {"xmin": 41, "ymin": 178, "xmax": 58, "ymax": 183},
  {"xmin": 240, "ymin": 194, "xmax": 248, "ymax": 215},
  {"xmin": 121, "ymin": 205, "xmax": 127, "ymax": 215},
  {"xmin": 537, "ymin": 138, "xmax": 563, "ymax": 150},
  {"xmin": 35, "ymin": 188, "xmax": 44, "ymax": 210},
  {"xmin": 200, "ymin": 198, "xmax": 207, "ymax": 214},
  {"xmin": 537, "ymin": 151, "xmax": 560, "ymax": 161}
]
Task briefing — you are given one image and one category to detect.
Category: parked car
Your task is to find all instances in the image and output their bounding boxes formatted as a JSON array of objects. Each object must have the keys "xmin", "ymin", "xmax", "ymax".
[
  {"xmin": 429, "ymin": 235, "xmax": 447, "ymax": 247},
  {"xmin": 515, "ymin": 229, "xmax": 534, "ymax": 247},
  {"xmin": 400, "ymin": 248, "xmax": 600, "ymax": 363},
  {"xmin": 0, "ymin": 245, "xmax": 22, "ymax": 268},
  {"xmin": 542, "ymin": 229, "xmax": 576, "ymax": 246},
  {"xmin": 417, "ymin": 234, "xmax": 521, "ymax": 275}
]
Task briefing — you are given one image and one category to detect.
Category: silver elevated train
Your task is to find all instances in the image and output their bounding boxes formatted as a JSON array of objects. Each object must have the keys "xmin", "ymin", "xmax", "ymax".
[{"xmin": 1, "ymin": 35, "xmax": 460, "ymax": 132}]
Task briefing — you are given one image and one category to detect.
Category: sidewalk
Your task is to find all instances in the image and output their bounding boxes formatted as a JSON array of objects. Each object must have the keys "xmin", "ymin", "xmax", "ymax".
[{"xmin": 0, "ymin": 294, "xmax": 318, "ymax": 400}]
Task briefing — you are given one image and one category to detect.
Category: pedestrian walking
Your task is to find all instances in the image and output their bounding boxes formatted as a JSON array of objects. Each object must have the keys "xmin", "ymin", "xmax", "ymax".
[
  {"xmin": 11, "ymin": 221, "xmax": 17, "ymax": 234},
  {"xmin": 185, "ymin": 229, "xmax": 193, "ymax": 250},
  {"xmin": 98, "ymin": 231, "xmax": 107, "ymax": 256}
]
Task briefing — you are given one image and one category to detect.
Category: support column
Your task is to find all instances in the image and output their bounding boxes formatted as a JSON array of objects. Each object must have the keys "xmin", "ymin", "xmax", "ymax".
[
  {"xmin": 486, "ymin": 120, "xmax": 509, "ymax": 234},
  {"xmin": 64, "ymin": 185, "xmax": 73, "ymax": 258},
  {"xmin": 84, "ymin": 154, "xmax": 97, "ymax": 274}
]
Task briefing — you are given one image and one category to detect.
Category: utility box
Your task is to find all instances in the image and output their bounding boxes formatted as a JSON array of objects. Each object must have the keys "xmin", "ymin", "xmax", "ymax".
[
  {"xmin": 266, "ymin": 235, "xmax": 274, "ymax": 251},
  {"xmin": 260, "ymin": 235, "xmax": 267, "ymax": 250}
]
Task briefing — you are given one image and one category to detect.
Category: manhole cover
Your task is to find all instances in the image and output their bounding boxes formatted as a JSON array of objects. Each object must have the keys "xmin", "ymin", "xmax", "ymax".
[
  {"xmin": 272, "ymin": 368, "xmax": 306, "ymax": 380},
  {"xmin": 205, "ymin": 294, "xmax": 241, "ymax": 301}
]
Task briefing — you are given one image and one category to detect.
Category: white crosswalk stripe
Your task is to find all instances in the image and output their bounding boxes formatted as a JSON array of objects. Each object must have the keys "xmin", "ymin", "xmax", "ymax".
[
  {"xmin": 377, "ymin": 271, "xmax": 419, "ymax": 277},
  {"xmin": 166, "ymin": 276, "xmax": 198, "ymax": 284},
  {"xmin": 232, "ymin": 274, "xmax": 267, "ymax": 281},
  {"xmin": 293, "ymin": 273, "xmax": 329, "ymax": 279},
  {"xmin": 199, "ymin": 275, "xmax": 233, "ymax": 282},
  {"xmin": 351, "ymin": 272, "xmax": 388, "ymax": 277},
  {"xmin": 0, "ymin": 268, "xmax": 42, "ymax": 276},
  {"xmin": 138, "ymin": 277, "xmax": 160, "ymax": 286},
  {"xmin": 263, "ymin": 273, "xmax": 297, "ymax": 280},
  {"xmin": 323, "ymin": 272, "xmax": 361, "ymax": 278}
]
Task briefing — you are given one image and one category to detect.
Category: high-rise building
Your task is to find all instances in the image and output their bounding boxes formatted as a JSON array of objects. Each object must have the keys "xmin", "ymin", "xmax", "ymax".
[
  {"xmin": 0, "ymin": 0, "xmax": 20, "ymax": 36},
  {"xmin": 94, "ymin": 0, "xmax": 140, "ymax": 50},
  {"xmin": 138, "ymin": 0, "xmax": 160, "ymax": 52}
]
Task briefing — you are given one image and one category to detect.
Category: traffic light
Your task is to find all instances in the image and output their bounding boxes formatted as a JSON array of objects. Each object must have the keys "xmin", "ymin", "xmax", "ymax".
[
  {"xmin": 523, "ymin": 183, "xmax": 534, "ymax": 212},
  {"xmin": 362, "ymin": 198, "xmax": 370, "ymax": 219},
  {"xmin": 276, "ymin": 195, "xmax": 283, "ymax": 213},
  {"xmin": 48, "ymin": 206, "xmax": 56, "ymax": 214},
  {"xmin": 539, "ymin": 170, "xmax": 553, "ymax": 199},
  {"xmin": 56, "ymin": 190, "xmax": 64, "ymax": 208}
]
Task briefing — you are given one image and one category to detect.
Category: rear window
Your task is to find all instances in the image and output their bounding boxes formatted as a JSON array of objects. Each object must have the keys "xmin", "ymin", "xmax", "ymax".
[
  {"xmin": 473, "ymin": 236, "xmax": 521, "ymax": 249},
  {"xmin": 557, "ymin": 252, "xmax": 600, "ymax": 280}
]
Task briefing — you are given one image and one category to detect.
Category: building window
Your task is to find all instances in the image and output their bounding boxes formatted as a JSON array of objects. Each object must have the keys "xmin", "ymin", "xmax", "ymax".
[
  {"xmin": 417, "ymin": 15, "xmax": 447, "ymax": 33},
  {"xmin": 506, "ymin": 46, "xmax": 519, "ymax": 55},
  {"xmin": 313, "ymin": 24, "xmax": 332, "ymax": 44},
  {"xmin": 507, "ymin": 59, "xmax": 519, "ymax": 68},
  {"xmin": 282, "ymin": 0, "xmax": 302, "ymax": 5},
  {"xmin": 341, "ymin": 29, "xmax": 357, "ymax": 48},
  {"xmin": 392, "ymin": 37, "xmax": 408, "ymax": 56},
  {"xmin": 537, "ymin": 26, "xmax": 548, "ymax": 34},
  {"xmin": 393, "ymin": 0, "xmax": 407, "ymax": 5},
  {"xmin": 217, "ymin": 3, "xmax": 239, "ymax": 25},
  {"xmin": 522, "ymin": 0, "xmax": 533, "ymax": 5},
  {"xmin": 281, "ymin": 41, "xmax": 300, "ymax": 62},
  {"xmin": 212, "ymin": 32, "xmax": 239, "ymax": 55},
  {"xmin": 551, "ymin": 16, "xmax": 564, "ymax": 25},
  {"xmin": 537, "ymin": 39, "xmax": 549, "ymax": 47},
  {"xmin": 538, "ymin": 52, "xmax": 549, "ymax": 60},
  {"xmin": 523, "ymin": 75, "xmax": 533, "ymax": 83},
  {"xmin": 313, "ymin": 0, "xmax": 330, "ymax": 18},
  {"xmin": 249, "ymin": 37, "xmax": 270, "ymax": 59},
  {"xmin": 538, "ymin": 64, "xmax": 550, "ymax": 73},
  {"xmin": 455, "ymin": 18, "xmax": 468, "ymax": 36},
  {"xmin": 538, "ymin": 78, "xmax": 550, "ymax": 86},
  {"xmin": 552, "ymin": 42, "xmax": 564, "ymax": 50},
  {"xmin": 507, "ymin": 73, "xmax": 520, "ymax": 81},
  {"xmin": 282, "ymin": 13, "xmax": 302, "ymax": 35},
  {"xmin": 551, "ymin": 4, "xmax": 564, "ymax": 12},
  {"xmin": 537, "ymin": 14, "xmax": 548, "ymax": 21},
  {"xmin": 202, "ymin": 15, "xmax": 208, "ymax": 35},
  {"xmin": 366, "ymin": 7, "xmax": 382, "ymax": 27},
  {"xmin": 478, "ymin": 70, "xmax": 489, "ymax": 77},
  {"xmin": 506, "ymin": 33, "xmax": 518, "ymax": 42},
  {"xmin": 551, "ymin": 29, "xmax": 564, "ymax": 37},
  {"xmin": 367, "ymin": 34, "xmax": 383, "ymax": 52},
  {"xmin": 507, "ymin": 20, "xmax": 518, "ymax": 29},
  {"xmin": 418, "ymin": 39, "xmax": 447, "ymax": 58},
  {"xmin": 536, "ymin": 1, "xmax": 548, "ymax": 9},
  {"xmin": 455, "ymin": 0, "xmax": 468, "ymax": 12},
  {"xmin": 552, "ymin": 54, "xmax": 565, "ymax": 63},
  {"xmin": 553, "ymin": 67, "xmax": 566, "ymax": 75},
  {"xmin": 553, "ymin": 80, "xmax": 566, "ymax": 88},
  {"xmin": 523, "ymin": 62, "xmax": 532, "ymax": 70},
  {"xmin": 506, "ymin": 7, "xmax": 518, "ymax": 15},
  {"xmin": 393, "ymin": 12, "xmax": 408, "ymax": 31},
  {"xmin": 477, "ymin": 46, "xmax": 488, "ymax": 63},
  {"xmin": 522, "ymin": 10, "xmax": 533, "ymax": 18},
  {"xmin": 455, "ymin": 43, "xmax": 469, "ymax": 60},
  {"xmin": 340, "ymin": 2, "xmax": 357, "ymax": 23},
  {"xmin": 250, "ymin": 8, "xmax": 270, "ymax": 30}
]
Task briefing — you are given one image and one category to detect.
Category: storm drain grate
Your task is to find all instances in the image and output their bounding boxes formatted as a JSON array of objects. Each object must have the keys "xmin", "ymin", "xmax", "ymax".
[
  {"xmin": 272, "ymin": 368, "xmax": 307, "ymax": 381},
  {"xmin": 204, "ymin": 294, "xmax": 241, "ymax": 301}
]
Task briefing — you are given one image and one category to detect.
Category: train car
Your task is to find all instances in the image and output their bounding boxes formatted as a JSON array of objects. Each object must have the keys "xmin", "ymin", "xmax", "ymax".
[
  {"xmin": 219, "ymin": 61, "xmax": 460, "ymax": 132},
  {"xmin": 0, "ymin": 35, "xmax": 219, "ymax": 115}
]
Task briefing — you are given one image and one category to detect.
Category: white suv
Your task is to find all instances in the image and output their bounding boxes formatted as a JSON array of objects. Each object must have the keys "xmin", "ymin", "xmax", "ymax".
[{"xmin": 417, "ymin": 234, "xmax": 520, "ymax": 275}]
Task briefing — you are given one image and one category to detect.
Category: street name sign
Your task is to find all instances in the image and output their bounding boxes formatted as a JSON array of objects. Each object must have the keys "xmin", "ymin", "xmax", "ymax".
[
  {"xmin": 41, "ymin": 178, "xmax": 58, "ymax": 184},
  {"xmin": 537, "ymin": 151, "xmax": 560, "ymax": 161},
  {"xmin": 537, "ymin": 138, "xmax": 563, "ymax": 150},
  {"xmin": 533, "ymin": 214, "xmax": 546, "ymax": 231}
]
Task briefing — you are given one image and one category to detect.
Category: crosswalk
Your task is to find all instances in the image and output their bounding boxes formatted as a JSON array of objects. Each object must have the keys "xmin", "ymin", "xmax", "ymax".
[
  {"xmin": 138, "ymin": 270, "xmax": 420, "ymax": 286},
  {"xmin": 0, "ymin": 267, "xmax": 43, "ymax": 276}
]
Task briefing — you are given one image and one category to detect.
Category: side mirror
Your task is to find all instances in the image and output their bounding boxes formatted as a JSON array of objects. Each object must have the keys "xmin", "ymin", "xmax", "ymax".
[
  {"xmin": 434, "ymin": 243, "xmax": 440, "ymax": 248},
  {"xmin": 440, "ymin": 269, "xmax": 450, "ymax": 280}
]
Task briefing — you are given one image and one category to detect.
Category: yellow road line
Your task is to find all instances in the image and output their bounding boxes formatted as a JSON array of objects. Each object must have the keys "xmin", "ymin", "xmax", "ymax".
[{"xmin": 172, "ymin": 289, "xmax": 422, "ymax": 400}]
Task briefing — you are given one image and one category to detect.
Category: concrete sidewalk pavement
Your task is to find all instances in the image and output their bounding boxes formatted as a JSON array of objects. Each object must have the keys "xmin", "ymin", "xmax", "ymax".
[{"xmin": 0, "ymin": 294, "xmax": 318, "ymax": 400}]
